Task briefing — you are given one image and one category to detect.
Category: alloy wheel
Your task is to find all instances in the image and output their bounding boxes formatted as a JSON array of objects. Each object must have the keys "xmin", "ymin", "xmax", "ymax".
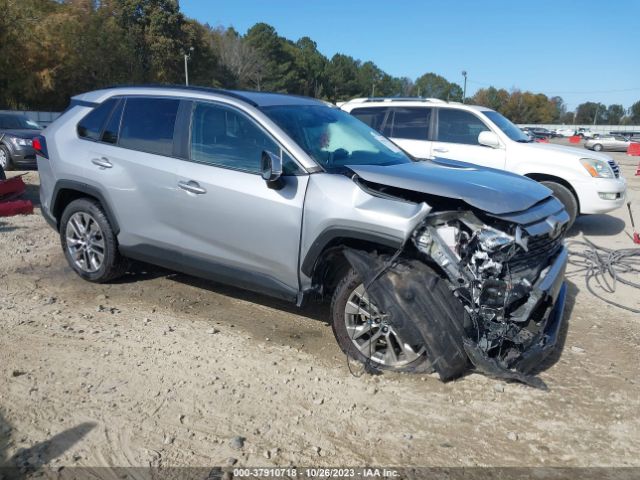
[
  {"xmin": 344, "ymin": 284, "xmax": 424, "ymax": 367},
  {"xmin": 0, "ymin": 148, "xmax": 8, "ymax": 169},
  {"xmin": 65, "ymin": 212, "xmax": 106, "ymax": 273}
]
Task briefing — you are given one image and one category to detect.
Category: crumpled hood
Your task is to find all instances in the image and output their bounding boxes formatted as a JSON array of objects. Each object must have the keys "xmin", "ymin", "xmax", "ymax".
[{"xmin": 348, "ymin": 158, "xmax": 552, "ymax": 215}]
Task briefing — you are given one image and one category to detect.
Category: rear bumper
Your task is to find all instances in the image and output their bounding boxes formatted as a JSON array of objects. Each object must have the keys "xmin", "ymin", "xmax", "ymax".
[
  {"xmin": 9, "ymin": 146, "xmax": 37, "ymax": 168},
  {"xmin": 41, "ymin": 203, "xmax": 58, "ymax": 230}
]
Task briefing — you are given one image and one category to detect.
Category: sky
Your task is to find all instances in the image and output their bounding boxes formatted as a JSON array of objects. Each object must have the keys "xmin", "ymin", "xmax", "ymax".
[{"xmin": 180, "ymin": 0, "xmax": 640, "ymax": 111}]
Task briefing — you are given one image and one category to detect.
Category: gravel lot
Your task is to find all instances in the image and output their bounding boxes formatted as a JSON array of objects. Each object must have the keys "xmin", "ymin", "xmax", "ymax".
[{"xmin": 1, "ymin": 140, "xmax": 639, "ymax": 473}]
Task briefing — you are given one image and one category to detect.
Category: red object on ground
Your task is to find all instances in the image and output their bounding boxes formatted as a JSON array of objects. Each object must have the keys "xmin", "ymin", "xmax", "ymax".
[
  {"xmin": 0, "ymin": 199, "xmax": 33, "ymax": 216},
  {"xmin": 569, "ymin": 135, "xmax": 581, "ymax": 143},
  {"xmin": 627, "ymin": 142, "xmax": 640, "ymax": 156},
  {"xmin": 0, "ymin": 175, "xmax": 26, "ymax": 198},
  {"xmin": 636, "ymin": 161, "xmax": 640, "ymax": 176},
  {"xmin": 535, "ymin": 138, "xmax": 550, "ymax": 143}
]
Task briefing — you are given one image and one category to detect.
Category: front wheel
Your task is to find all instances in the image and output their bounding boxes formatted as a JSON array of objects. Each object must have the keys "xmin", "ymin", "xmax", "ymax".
[
  {"xmin": 541, "ymin": 181, "xmax": 578, "ymax": 230},
  {"xmin": 330, "ymin": 268, "xmax": 430, "ymax": 372},
  {"xmin": 593, "ymin": 143, "xmax": 603, "ymax": 151}
]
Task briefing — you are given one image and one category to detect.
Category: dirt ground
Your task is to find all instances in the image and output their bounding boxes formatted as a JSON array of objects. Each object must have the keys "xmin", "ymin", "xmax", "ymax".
[{"xmin": 1, "ymin": 140, "xmax": 639, "ymax": 473}]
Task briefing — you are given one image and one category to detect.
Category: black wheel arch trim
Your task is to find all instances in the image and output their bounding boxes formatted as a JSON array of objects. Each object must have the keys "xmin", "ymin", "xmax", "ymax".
[
  {"xmin": 51, "ymin": 180, "xmax": 120, "ymax": 234},
  {"xmin": 300, "ymin": 227, "xmax": 403, "ymax": 278}
]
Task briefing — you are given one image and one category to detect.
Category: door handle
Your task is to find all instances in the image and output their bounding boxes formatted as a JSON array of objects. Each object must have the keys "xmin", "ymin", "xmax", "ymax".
[
  {"xmin": 433, "ymin": 148, "xmax": 449, "ymax": 153},
  {"xmin": 91, "ymin": 157, "xmax": 113, "ymax": 169},
  {"xmin": 178, "ymin": 180, "xmax": 207, "ymax": 195}
]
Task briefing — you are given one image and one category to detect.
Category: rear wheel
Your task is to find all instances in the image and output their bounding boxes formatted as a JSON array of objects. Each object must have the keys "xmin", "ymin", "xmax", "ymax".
[
  {"xmin": 60, "ymin": 198, "xmax": 128, "ymax": 282},
  {"xmin": 541, "ymin": 181, "xmax": 578, "ymax": 230},
  {"xmin": 0, "ymin": 146, "xmax": 12, "ymax": 171},
  {"xmin": 330, "ymin": 268, "xmax": 430, "ymax": 372}
]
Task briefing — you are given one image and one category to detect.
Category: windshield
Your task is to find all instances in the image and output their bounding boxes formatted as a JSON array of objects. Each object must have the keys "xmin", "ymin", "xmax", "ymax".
[
  {"xmin": 482, "ymin": 110, "xmax": 530, "ymax": 142},
  {"xmin": 261, "ymin": 105, "xmax": 411, "ymax": 171},
  {"xmin": 0, "ymin": 114, "xmax": 41, "ymax": 130}
]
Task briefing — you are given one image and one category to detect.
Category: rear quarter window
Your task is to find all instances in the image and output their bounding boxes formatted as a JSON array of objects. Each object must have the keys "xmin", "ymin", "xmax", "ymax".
[
  {"xmin": 119, "ymin": 97, "xmax": 180, "ymax": 156},
  {"xmin": 77, "ymin": 98, "xmax": 118, "ymax": 140}
]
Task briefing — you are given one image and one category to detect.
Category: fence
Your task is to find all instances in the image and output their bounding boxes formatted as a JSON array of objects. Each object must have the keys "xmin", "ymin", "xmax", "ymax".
[
  {"xmin": 517, "ymin": 124, "xmax": 640, "ymax": 135},
  {"xmin": 0, "ymin": 110, "xmax": 61, "ymax": 128}
]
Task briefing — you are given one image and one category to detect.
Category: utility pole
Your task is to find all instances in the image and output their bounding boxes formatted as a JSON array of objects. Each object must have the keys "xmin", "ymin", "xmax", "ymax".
[
  {"xmin": 184, "ymin": 47, "xmax": 194, "ymax": 86},
  {"xmin": 593, "ymin": 104, "xmax": 599, "ymax": 126},
  {"xmin": 462, "ymin": 70, "xmax": 467, "ymax": 103}
]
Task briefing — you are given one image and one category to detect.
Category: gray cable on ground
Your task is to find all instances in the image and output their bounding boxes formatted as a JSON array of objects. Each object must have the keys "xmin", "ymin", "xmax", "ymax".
[{"xmin": 566, "ymin": 238, "xmax": 640, "ymax": 314}]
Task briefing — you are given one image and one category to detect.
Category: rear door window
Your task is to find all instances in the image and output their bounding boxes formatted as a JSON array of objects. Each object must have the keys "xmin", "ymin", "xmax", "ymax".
[
  {"xmin": 77, "ymin": 98, "xmax": 118, "ymax": 140},
  {"xmin": 437, "ymin": 109, "xmax": 490, "ymax": 145},
  {"xmin": 389, "ymin": 107, "xmax": 431, "ymax": 140},
  {"xmin": 119, "ymin": 97, "xmax": 180, "ymax": 156},
  {"xmin": 350, "ymin": 107, "xmax": 389, "ymax": 134}
]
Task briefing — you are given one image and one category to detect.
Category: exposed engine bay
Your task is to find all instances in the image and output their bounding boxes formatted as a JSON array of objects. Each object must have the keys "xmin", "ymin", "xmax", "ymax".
[
  {"xmin": 344, "ymin": 199, "xmax": 570, "ymax": 389},
  {"xmin": 413, "ymin": 209, "xmax": 567, "ymax": 386}
]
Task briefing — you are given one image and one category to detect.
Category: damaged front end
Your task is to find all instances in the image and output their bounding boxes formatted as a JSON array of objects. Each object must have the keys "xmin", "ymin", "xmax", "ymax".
[{"xmin": 346, "ymin": 196, "xmax": 570, "ymax": 389}]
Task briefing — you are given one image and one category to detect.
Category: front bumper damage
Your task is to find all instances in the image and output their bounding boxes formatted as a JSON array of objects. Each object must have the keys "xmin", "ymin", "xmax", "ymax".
[
  {"xmin": 344, "ymin": 206, "xmax": 570, "ymax": 389},
  {"xmin": 462, "ymin": 248, "xmax": 567, "ymax": 389}
]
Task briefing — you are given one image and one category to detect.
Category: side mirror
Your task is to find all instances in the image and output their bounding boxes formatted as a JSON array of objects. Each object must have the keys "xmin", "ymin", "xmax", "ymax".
[
  {"xmin": 478, "ymin": 131, "xmax": 501, "ymax": 148},
  {"xmin": 261, "ymin": 150, "xmax": 283, "ymax": 189}
]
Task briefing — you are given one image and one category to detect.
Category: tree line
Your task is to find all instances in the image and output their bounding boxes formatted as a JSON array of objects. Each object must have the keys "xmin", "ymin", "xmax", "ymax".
[{"xmin": 1, "ymin": 0, "xmax": 639, "ymax": 124}]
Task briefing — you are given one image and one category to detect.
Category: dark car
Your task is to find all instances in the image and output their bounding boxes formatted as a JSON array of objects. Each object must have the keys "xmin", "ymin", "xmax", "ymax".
[
  {"xmin": 0, "ymin": 113, "xmax": 43, "ymax": 170},
  {"xmin": 523, "ymin": 127, "xmax": 555, "ymax": 139}
]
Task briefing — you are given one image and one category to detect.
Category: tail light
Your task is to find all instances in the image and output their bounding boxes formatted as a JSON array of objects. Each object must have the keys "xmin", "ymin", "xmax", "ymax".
[{"xmin": 32, "ymin": 135, "xmax": 48, "ymax": 159}]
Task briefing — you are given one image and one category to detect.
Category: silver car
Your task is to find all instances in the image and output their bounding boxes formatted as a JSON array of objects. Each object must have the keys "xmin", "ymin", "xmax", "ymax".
[
  {"xmin": 585, "ymin": 135, "xmax": 632, "ymax": 152},
  {"xmin": 36, "ymin": 86, "xmax": 570, "ymax": 387}
]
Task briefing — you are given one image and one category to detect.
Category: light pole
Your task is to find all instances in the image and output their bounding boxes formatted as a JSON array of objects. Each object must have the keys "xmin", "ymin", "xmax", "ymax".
[
  {"xmin": 184, "ymin": 47, "xmax": 194, "ymax": 86},
  {"xmin": 461, "ymin": 70, "xmax": 467, "ymax": 103}
]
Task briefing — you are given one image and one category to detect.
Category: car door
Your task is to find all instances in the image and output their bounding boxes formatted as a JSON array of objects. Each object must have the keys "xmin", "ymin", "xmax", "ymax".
[
  {"xmin": 85, "ymin": 96, "xmax": 184, "ymax": 251},
  {"xmin": 384, "ymin": 107, "xmax": 433, "ymax": 159},
  {"xmin": 176, "ymin": 100, "xmax": 309, "ymax": 299},
  {"xmin": 431, "ymin": 108, "xmax": 506, "ymax": 170}
]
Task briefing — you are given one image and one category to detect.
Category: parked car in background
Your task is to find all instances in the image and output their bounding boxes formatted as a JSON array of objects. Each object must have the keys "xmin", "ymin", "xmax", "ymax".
[
  {"xmin": 577, "ymin": 127, "xmax": 596, "ymax": 139},
  {"xmin": 341, "ymin": 97, "xmax": 627, "ymax": 227},
  {"xmin": 609, "ymin": 130, "xmax": 640, "ymax": 140},
  {"xmin": 521, "ymin": 128, "xmax": 535, "ymax": 142},
  {"xmin": 523, "ymin": 127, "xmax": 555, "ymax": 139},
  {"xmin": 584, "ymin": 135, "xmax": 632, "ymax": 152},
  {"xmin": 36, "ymin": 85, "xmax": 571, "ymax": 383},
  {"xmin": 554, "ymin": 128, "xmax": 577, "ymax": 137},
  {"xmin": 0, "ymin": 113, "xmax": 42, "ymax": 170}
]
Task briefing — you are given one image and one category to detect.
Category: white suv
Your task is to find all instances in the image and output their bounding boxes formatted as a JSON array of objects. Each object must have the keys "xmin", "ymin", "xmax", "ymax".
[{"xmin": 341, "ymin": 98, "xmax": 626, "ymax": 226}]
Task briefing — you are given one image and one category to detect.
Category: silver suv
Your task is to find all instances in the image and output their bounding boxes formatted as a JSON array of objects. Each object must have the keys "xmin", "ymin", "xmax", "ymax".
[{"xmin": 36, "ymin": 86, "xmax": 570, "ymax": 386}]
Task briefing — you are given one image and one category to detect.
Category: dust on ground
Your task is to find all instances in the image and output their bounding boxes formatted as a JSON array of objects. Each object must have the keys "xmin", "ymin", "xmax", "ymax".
[{"xmin": 1, "ymin": 144, "xmax": 638, "ymax": 471}]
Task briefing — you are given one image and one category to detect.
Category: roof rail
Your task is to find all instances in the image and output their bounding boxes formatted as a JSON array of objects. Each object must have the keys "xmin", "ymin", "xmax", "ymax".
[
  {"xmin": 100, "ymin": 84, "xmax": 260, "ymax": 107},
  {"xmin": 345, "ymin": 96, "xmax": 450, "ymax": 104}
]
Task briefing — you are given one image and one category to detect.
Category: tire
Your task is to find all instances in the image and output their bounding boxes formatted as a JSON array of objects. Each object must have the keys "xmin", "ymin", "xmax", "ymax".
[
  {"xmin": 331, "ymin": 267, "xmax": 432, "ymax": 373},
  {"xmin": 0, "ymin": 165, "xmax": 5, "ymax": 181},
  {"xmin": 59, "ymin": 198, "xmax": 128, "ymax": 283},
  {"xmin": 0, "ymin": 145, "xmax": 12, "ymax": 171},
  {"xmin": 541, "ymin": 181, "xmax": 578, "ymax": 230},
  {"xmin": 593, "ymin": 143, "xmax": 603, "ymax": 151}
]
